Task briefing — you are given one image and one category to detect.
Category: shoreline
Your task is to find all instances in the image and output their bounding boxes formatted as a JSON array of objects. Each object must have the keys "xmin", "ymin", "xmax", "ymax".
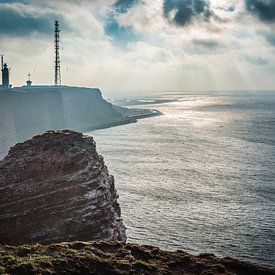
[
  {"xmin": 0, "ymin": 107, "xmax": 161, "ymax": 160},
  {"xmin": 80, "ymin": 108, "xmax": 162, "ymax": 133},
  {"xmin": 0, "ymin": 86, "xmax": 162, "ymax": 159}
]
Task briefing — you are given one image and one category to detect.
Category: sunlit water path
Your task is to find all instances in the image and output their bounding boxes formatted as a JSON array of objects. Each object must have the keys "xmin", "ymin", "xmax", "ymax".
[{"xmin": 87, "ymin": 92, "xmax": 275, "ymax": 267}]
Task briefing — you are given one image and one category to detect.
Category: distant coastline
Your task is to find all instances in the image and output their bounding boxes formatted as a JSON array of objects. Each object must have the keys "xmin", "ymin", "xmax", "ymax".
[
  {"xmin": 0, "ymin": 85, "xmax": 161, "ymax": 158},
  {"xmin": 80, "ymin": 108, "xmax": 162, "ymax": 133}
]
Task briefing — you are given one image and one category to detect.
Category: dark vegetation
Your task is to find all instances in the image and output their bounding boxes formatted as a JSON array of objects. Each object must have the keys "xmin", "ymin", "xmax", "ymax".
[{"xmin": 0, "ymin": 241, "xmax": 274, "ymax": 275}]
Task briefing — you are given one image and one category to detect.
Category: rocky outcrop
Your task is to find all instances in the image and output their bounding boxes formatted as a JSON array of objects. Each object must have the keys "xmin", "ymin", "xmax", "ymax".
[
  {"xmin": 0, "ymin": 130, "xmax": 126, "ymax": 245},
  {"xmin": 0, "ymin": 241, "xmax": 274, "ymax": 275}
]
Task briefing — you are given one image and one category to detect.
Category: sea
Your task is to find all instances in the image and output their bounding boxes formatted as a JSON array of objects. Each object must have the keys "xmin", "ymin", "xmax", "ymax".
[{"xmin": 86, "ymin": 91, "xmax": 275, "ymax": 267}]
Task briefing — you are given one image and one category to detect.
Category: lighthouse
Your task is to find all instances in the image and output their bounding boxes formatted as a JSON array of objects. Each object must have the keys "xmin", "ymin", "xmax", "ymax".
[
  {"xmin": 1, "ymin": 56, "xmax": 10, "ymax": 89},
  {"xmin": 2, "ymin": 63, "xmax": 10, "ymax": 89}
]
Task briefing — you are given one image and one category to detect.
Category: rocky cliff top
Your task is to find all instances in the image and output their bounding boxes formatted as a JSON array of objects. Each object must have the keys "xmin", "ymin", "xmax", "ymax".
[
  {"xmin": 0, "ymin": 241, "xmax": 274, "ymax": 275},
  {"xmin": 0, "ymin": 130, "xmax": 126, "ymax": 245}
]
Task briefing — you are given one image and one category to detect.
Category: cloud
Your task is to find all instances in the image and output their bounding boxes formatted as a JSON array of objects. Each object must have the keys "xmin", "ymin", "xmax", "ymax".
[
  {"xmin": 184, "ymin": 38, "xmax": 223, "ymax": 55},
  {"xmin": 216, "ymin": 5, "xmax": 235, "ymax": 12},
  {"xmin": 192, "ymin": 38, "xmax": 221, "ymax": 49},
  {"xmin": 257, "ymin": 30, "xmax": 275, "ymax": 46},
  {"xmin": 1, "ymin": 0, "xmax": 275, "ymax": 92},
  {"xmin": 104, "ymin": 0, "xmax": 144, "ymax": 47},
  {"xmin": 265, "ymin": 32, "xmax": 275, "ymax": 46},
  {"xmin": 163, "ymin": 0, "xmax": 213, "ymax": 27},
  {"xmin": 245, "ymin": 0, "xmax": 275, "ymax": 22},
  {"xmin": 0, "ymin": 0, "xmax": 28, "ymax": 3},
  {"xmin": 0, "ymin": 3, "xmax": 65, "ymax": 37},
  {"xmin": 113, "ymin": 0, "xmax": 141, "ymax": 13},
  {"xmin": 104, "ymin": 18, "xmax": 140, "ymax": 46},
  {"xmin": 243, "ymin": 54, "xmax": 270, "ymax": 66}
]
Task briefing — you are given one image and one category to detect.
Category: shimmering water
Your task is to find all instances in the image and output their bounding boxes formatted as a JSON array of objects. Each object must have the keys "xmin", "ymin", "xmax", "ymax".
[{"xmin": 87, "ymin": 91, "xmax": 275, "ymax": 267}]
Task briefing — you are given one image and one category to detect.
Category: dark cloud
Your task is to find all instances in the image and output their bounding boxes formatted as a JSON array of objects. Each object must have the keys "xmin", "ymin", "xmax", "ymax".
[
  {"xmin": 163, "ymin": 0, "xmax": 212, "ymax": 27},
  {"xmin": 192, "ymin": 38, "xmax": 221, "ymax": 49},
  {"xmin": 246, "ymin": 0, "xmax": 275, "ymax": 22},
  {"xmin": 258, "ymin": 30, "xmax": 275, "ymax": 46},
  {"xmin": 216, "ymin": 5, "xmax": 235, "ymax": 12},
  {"xmin": 104, "ymin": 0, "xmax": 142, "ymax": 47},
  {"xmin": 265, "ymin": 32, "xmax": 275, "ymax": 46},
  {"xmin": 113, "ymin": 0, "xmax": 141, "ymax": 13},
  {"xmin": 0, "ymin": 5, "xmax": 50, "ymax": 37},
  {"xmin": 0, "ymin": 0, "xmax": 28, "ymax": 3},
  {"xmin": 104, "ymin": 18, "xmax": 140, "ymax": 47},
  {"xmin": 0, "ymin": 4, "xmax": 67, "ymax": 37}
]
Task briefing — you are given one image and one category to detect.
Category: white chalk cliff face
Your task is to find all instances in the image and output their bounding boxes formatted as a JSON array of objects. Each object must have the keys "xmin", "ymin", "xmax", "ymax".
[
  {"xmin": 0, "ymin": 86, "xmax": 123, "ymax": 158},
  {"xmin": 0, "ymin": 130, "xmax": 126, "ymax": 245}
]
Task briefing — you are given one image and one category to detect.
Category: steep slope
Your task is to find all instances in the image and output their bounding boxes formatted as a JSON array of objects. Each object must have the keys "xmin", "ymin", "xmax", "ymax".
[{"xmin": 0, "ymin": 86, "xmax": 129, "ymax": 158}]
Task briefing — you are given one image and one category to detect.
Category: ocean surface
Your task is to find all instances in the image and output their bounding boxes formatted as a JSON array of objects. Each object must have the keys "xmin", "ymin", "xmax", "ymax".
[{"xmin": 86, "ymin": 91, "xmax": 275, "ymax": 267}]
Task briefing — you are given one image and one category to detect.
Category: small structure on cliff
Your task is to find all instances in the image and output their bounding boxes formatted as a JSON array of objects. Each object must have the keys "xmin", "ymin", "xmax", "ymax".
[
  {"xmin": 54, "ymin": 20, "xmax": 61, "ymax": 86},
  {"xmin": 26, "ymin": 73, "xmax": 32, "ymax": 87},
  {"xmin": 1, "ymin": 56, "xmax": 11, "ymax": 89},
  {"xmin": 0, "ymin": 130, "xmax": 126, "ymax": 245}
]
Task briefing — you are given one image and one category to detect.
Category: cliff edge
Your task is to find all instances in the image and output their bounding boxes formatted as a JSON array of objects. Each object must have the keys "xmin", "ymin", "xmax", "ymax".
[
  {"xmin": 0, "ymin": 86, "xmax": 123, "ymax": 158},
  {"xmin": 0, "ymin": 130, "xmax": 126, "ymax": 245},
  {"xmin": 0, "ymin": 241, "xmax": 274, "ymax": 275}
]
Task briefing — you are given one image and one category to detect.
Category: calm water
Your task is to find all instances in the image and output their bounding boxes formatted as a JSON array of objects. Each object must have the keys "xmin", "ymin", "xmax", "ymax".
[{"xmin": 87, "ymin": 91, "xmax": 275, "ymax": 267}]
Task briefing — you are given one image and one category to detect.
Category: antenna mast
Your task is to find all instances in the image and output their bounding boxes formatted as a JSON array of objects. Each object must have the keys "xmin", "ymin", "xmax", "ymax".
[
  {"xmin": 1, "ymin": 55, "xmax": 4, "ymax": 70},
  {"xmin": 54, "ymin": 20, "xmax": 61, "ymax": 86}
]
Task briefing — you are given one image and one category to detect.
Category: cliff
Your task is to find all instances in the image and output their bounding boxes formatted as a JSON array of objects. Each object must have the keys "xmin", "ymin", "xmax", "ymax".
[
  {"xmin": 0, "ymin": 130, "xmax": 126, "ymax": 245},
  {"xmin": 0, "ymin": 86, "xmax": 134, "ymax": 158},
  {"xmin": 0, "ymin": 241, "xmax": 274, "ymax": 275}
]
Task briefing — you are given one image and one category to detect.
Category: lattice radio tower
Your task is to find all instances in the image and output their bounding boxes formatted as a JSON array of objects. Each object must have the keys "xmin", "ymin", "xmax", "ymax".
[{"xmin": 54, "ymin": 20, "xmax": 61, "ymax": 86}]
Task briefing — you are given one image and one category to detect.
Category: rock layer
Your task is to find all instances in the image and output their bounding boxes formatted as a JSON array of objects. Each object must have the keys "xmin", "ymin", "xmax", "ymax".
[{"xmin": 0, "ymin": 130, "xmax": 126, "ymax": 245}]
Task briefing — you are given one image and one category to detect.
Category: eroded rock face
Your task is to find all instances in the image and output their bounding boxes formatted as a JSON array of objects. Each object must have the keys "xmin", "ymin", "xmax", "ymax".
[{"xmin": 0, "ymin": 130, "xmax": 126, "ymax": 245}]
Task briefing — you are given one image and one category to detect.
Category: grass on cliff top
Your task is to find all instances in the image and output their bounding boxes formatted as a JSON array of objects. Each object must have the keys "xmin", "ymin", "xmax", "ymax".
[
  {"xmin": 0, "ymin": 241, "xmax": 159, "ymax": 275},
  {"xmin": 0, "ymin": 241, "xmax": 274, "ymax": 275}
]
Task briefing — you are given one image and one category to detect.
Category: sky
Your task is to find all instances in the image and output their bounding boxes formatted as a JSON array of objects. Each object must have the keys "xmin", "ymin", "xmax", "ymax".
[{"xmin": 0, "ymin": 0, "xmax": 275, "ymax": 93}]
